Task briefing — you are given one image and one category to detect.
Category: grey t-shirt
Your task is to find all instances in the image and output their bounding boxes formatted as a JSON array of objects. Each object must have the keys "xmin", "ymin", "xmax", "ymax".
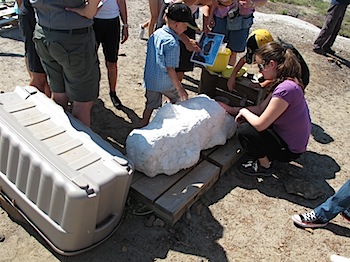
[{"xmin": 30, "ymin": 0, "xmax": 93, "ymax": 29}]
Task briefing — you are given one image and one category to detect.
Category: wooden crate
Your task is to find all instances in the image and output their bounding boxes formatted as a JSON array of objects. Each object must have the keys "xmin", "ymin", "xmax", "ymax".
[
  {"xmin": 130, "ymin": 135, "xmax": 243, "ymax": 225},
  {"xmin": 198, "ymin": 68, "xmax": 267, "ymax": 106}
]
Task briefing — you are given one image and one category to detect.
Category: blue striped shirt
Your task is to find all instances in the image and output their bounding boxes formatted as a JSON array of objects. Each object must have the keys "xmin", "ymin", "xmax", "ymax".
[{"xmin": 144, "ymin": 25, "xmax": 180, "ymax": 92}]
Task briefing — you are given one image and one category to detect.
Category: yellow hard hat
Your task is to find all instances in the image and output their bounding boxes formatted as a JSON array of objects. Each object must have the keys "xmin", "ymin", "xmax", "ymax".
[{"xmin": 247, "ymin": 29, "xmax": 274, "ymax": 51}]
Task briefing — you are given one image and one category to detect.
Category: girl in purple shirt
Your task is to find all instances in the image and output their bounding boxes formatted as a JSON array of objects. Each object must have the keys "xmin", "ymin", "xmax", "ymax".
[{"xmin": 219, "ymin": 41, "xmax": 311, "ymax": 176}]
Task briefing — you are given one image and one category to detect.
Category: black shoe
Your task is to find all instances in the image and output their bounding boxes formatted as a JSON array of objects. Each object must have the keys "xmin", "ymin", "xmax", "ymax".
[
  {"xmin": 313, "ymin": 48, "xmax": 326, "ymax": 55},
  {"xmin": 291, "ymin": 211, "xmax": 328, "ymax": 228},
  {"xmin": 239, "ymin": 160, "xmax": 272, "ymax": 177},
  {"xmin": 324, "ymin": 47, "xmax": 336, "ymax": 55},
  {"xmin": 110, "ymin": 92, "xmax": 122, "ymax": 108}
]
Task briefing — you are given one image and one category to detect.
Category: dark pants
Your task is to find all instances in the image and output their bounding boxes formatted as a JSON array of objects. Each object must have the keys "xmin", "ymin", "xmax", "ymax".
[
  {"xmin": 313, "ymin": 3, "xmax": 349, "ymax": 50},
  {"xmin": 237, "ymin": 122, "xmax": 301, "ymax": 162},
  {"xmin": 19, "ymin": 4, "xmax": 45, "ymax": 73}
]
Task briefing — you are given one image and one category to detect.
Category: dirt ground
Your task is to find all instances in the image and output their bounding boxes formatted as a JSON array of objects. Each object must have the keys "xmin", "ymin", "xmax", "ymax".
[{"xmin": 1, "ymin": 1, "xmax": 350, "ymax": 261}]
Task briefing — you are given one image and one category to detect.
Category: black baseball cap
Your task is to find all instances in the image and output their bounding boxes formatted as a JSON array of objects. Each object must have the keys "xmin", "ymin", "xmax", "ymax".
[{"xmin": 165, "ymin": 2, "xmax": 199, "ymax": 30}]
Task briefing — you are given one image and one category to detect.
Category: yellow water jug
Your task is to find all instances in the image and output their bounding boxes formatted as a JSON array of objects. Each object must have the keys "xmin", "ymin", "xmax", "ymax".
[{"xmin": 207, "ymin": 47, "xmax": 231, "ymax": 73}]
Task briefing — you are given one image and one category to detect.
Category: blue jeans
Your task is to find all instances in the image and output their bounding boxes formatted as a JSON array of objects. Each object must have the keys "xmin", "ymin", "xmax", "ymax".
[{"xmin": 315, "ymin": 179, "xmax": 350, "ymax": 222}]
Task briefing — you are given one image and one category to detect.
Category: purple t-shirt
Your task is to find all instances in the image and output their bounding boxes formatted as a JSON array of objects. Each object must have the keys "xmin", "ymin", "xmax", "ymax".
[{"xmin": 272, "ymin": 80, "xmax": 311, "ymax": 153}]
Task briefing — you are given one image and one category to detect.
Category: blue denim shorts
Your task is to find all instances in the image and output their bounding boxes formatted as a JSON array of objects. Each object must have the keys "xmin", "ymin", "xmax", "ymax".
[{"xmin": 212, "ymin": 16, "xmax": 251, "ymax": 52}]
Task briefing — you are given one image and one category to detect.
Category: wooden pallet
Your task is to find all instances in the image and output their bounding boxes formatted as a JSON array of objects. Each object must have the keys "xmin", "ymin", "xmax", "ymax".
[{"xmin": 130, "ymin": 135, "xmax": 243, "ymax": 225}]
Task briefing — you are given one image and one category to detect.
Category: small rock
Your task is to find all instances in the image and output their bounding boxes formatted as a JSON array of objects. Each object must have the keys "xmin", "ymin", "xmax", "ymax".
[
  {"xmin": 186, "ymin": 210, "xmax": 192, "ymax": 220},
  {"xmin": 153, "ymin": 218, "xmax": 165, "ymax": 227},
  {"xmin": 121, "ymin": 246, "xmax": 128, "ymax": 252},
  {"xmin": 0, "ymin": 234, "xmax": 5, "ymax": 242},
  {"xmin": 145, "ymin": 215, "xmax": 156, "ymax": 227}
]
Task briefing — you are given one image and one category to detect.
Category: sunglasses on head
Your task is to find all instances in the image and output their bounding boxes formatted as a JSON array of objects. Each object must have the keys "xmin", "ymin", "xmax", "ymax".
[{"xmin": 257, "ymin": 63, "xmax": 265, "ymax": 71}]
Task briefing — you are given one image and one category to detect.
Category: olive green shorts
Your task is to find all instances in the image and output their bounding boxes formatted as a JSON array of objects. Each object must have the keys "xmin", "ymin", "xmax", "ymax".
[{"xmin": 33, "ymin": 25, "xmax": 100, "ymax": 102}]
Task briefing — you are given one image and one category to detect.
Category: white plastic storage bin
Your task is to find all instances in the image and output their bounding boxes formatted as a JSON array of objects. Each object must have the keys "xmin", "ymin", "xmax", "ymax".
[{"xmin": 0, "ymin": 86, "xmax": 134, "ymax": 255}]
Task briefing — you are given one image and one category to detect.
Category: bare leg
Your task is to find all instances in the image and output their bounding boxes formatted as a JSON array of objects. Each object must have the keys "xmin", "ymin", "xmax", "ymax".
[
  {"xmin": 71, "ymin": 100, "xmax": 94, "ymax": 127},
  {"xmin": 29, "ymin": 71, "xmax": 51, "ymax": 97},
  {"xmin": 52, "ymin": 92, "xmax": 69, "ymax": 111},
  {"xmin": 106, "ymin": 61, "xmax": 117, "ymax": 93},
  {"xmin": 148, "ymin": 0, "xmax": 162, "ymax": 36},
  {"xmin": 141, "ymin": 19, "xmax": 149, "ymax": 30},
  {"xmin": 141, "ymin": 108, "xmax": 153, "ymax": 127}
]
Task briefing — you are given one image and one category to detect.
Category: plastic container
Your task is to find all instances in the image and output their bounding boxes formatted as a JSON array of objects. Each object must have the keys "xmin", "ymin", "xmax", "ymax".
[
  {"xmin": 0, "ymin": 86, "xmax": 134, "ymax": 255},
  {"xmin": 207, "ymin": 47, "xmax": 231, "ymax": 73}
]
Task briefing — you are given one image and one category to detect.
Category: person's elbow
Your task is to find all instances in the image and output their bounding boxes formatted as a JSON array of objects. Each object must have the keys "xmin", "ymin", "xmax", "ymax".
[{"xmin": 253, "ymin": 121, "xmax": 268, "ymax": 132}]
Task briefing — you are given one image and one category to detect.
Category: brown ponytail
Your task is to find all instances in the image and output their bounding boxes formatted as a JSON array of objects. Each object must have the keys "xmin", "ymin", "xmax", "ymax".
[{"xmin": 255, "ymin": 41, "xmax": 304, "ymax": 92}]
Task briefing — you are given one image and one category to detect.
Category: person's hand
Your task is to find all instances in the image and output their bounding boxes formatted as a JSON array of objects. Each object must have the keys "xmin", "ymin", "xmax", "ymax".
[
  {"xmin": 203, "ymin": 16, "xmax": 214, "ymax": 35},
  {"xmin": 185, "ymin": 38, "xmax": 202, "ymax": 53},
  {"xmin": 177, "ymin": 86, "xmax": 189, "ymax": 101},
  {"xmin": 65, "ymin": 2, "xmax": 99, "ymax": 19},
  {"xmin": 235, "ymin": 109, "xmax": 246, "ymax": 124},
  {"xmin": 239, "ymin": 0, "xmax": 255, "ymax": 9},
  {"xmin": 121, "ymin": 25, "xmax": 129, "ymax": 44},
  {"xmin": 227, "ymin": 75, "xmax": 236, "ymax": 92},
  {"xmin": 207, "ymin": 16, "xmax": 215, "ymax": 29}
]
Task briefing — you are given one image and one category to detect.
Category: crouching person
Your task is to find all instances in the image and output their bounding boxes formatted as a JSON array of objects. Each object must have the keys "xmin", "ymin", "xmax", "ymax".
[{"xmin": 219, "ymin": 41, "xmax": 311, "ymax": 176}]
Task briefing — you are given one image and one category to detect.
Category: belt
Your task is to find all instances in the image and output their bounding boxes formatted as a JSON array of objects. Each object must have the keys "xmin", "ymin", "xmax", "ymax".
[{"xmin": 40, "ymin": 25, "xmax": 92, "ymax": 35}]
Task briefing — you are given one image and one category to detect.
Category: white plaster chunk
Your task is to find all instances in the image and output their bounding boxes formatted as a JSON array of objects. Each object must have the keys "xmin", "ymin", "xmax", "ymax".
[{"xmin": 126, "ymin": 95, "xmax": 237, "ymax": 177}]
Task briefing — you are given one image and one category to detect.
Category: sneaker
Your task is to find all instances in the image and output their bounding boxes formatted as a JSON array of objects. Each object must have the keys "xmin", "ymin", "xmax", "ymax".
[
  {"xmin": 139, "ymin": 24, "xmax": 145, "ymax": 40},
  {"xmin": 291, "ymin": 211, "xmax": 328, "ymax": 228},
  {"xmin": 110, "ymin": 92, "xmax": 122, "ymax": 108},
  {"xmin": 324, "ymin": 47, "xmax": 336, "ymax": 55},
  {"xmin": 313, "ymin": 47, "xmax": 326, "ymax": 55},
  {"xmin": 341, "ymin": 212, "xmax": 350, "ymax": 223},
  {"xmin": 239, "ymin": 160, "xmax": 272, "ymax": 177}
]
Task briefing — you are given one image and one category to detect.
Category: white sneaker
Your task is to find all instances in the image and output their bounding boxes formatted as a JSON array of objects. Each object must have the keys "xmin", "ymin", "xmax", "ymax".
[
  {"xmin": 139, "ymin": 24, "xmax": 145, "ymax": 40},
  {"xmin": 330, "ymin": 254, "xmax": 350, "ymax": 262}
]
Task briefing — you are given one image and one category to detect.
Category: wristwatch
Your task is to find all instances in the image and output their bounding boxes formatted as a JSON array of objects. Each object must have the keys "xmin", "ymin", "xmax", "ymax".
[{"xmin": 122, "ymin": 24, "xmax": 129, "ymax": 28}]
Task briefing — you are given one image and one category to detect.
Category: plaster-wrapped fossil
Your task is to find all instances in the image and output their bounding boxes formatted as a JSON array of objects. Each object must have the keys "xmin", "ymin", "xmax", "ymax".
[{"xmin": 126, "ymin": 95, "xmax": 236, "ymax": 177}]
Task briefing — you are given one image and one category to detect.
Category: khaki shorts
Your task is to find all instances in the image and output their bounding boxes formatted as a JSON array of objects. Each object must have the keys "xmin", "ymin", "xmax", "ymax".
[
  {"xmin": 33, "ymin": 25, "xmax": 100, "ymax": 102},
  {"xmin": 145, "ymin": 89, "xmax": 181, "ymax": 110}
]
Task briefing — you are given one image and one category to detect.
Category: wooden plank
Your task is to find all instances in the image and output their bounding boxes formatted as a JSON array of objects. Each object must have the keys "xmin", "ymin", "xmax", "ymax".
[
  {"xmin": 0, "ymin": 192, "xmax": 28, "ymax": 225},
  {"xmin": 130, "ymin": 166, "xmax": 194, "ymax": 205},
  {"xmin": 204, "ymin": 135, "xmax": 243, "ymax": 175},
  {"xmin": 0, "ymin": 16, "xmax": 17, "ymax": 27},
  {"xmin": 131, "ymin": 171, "xmax": 144, "ymax": 184},
  {"xmin": 154, "ymin": 160, "xmax": 220, "ymax": 224}
]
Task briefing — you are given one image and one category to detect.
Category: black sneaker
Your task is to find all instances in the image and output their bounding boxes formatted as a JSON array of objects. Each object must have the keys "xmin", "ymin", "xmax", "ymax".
[
  {"xmin": 341, "ymin": 212, "xmax": 350, "ymax": 223},
  {"xmin": 313, "ymin": 47, "xmax": 326, "ymax": 55},
  {"xmin": 324, "ymin": 47, "xmax": 336, "ymax": 55},
  {"xmin": 110, "ymin": 92, "xmax": 122, "ymax": 108},
  {"xmin": 291, "ymin": 211, "xmax": 328, "ymax": 228},
  {"xmin": 239, "ymin": 160, "xmax": 272, "ymax": 177}
]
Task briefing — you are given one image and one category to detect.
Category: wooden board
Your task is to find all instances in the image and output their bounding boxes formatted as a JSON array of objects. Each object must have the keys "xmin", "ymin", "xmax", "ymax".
[
  {"xmin": 0, "ymin": 192, "xmax": 28, "ymax": 225},
  {"xmin": 201, "ymin": 135, "xmax": 242, "ymax": 175},
  {"xmin": 198, "ymin": 68, "xmax": 267, "ymax": 106},
  {"xmin": 129, "ymin": 135, "xmax": 243, "ymax": 225}
]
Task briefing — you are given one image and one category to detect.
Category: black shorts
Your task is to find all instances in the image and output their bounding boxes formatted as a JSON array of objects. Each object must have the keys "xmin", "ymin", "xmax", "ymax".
[
  {"xmin": 176, "ymin": 25, "xmax": 195, "ymax": 72},
  {"xmin": 93, "ymin": 17, "xmax": 121, "ymax": 63},
  {"xmin": 19, "ymin": 5, "xmax": 45, "ymax": 73}
]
